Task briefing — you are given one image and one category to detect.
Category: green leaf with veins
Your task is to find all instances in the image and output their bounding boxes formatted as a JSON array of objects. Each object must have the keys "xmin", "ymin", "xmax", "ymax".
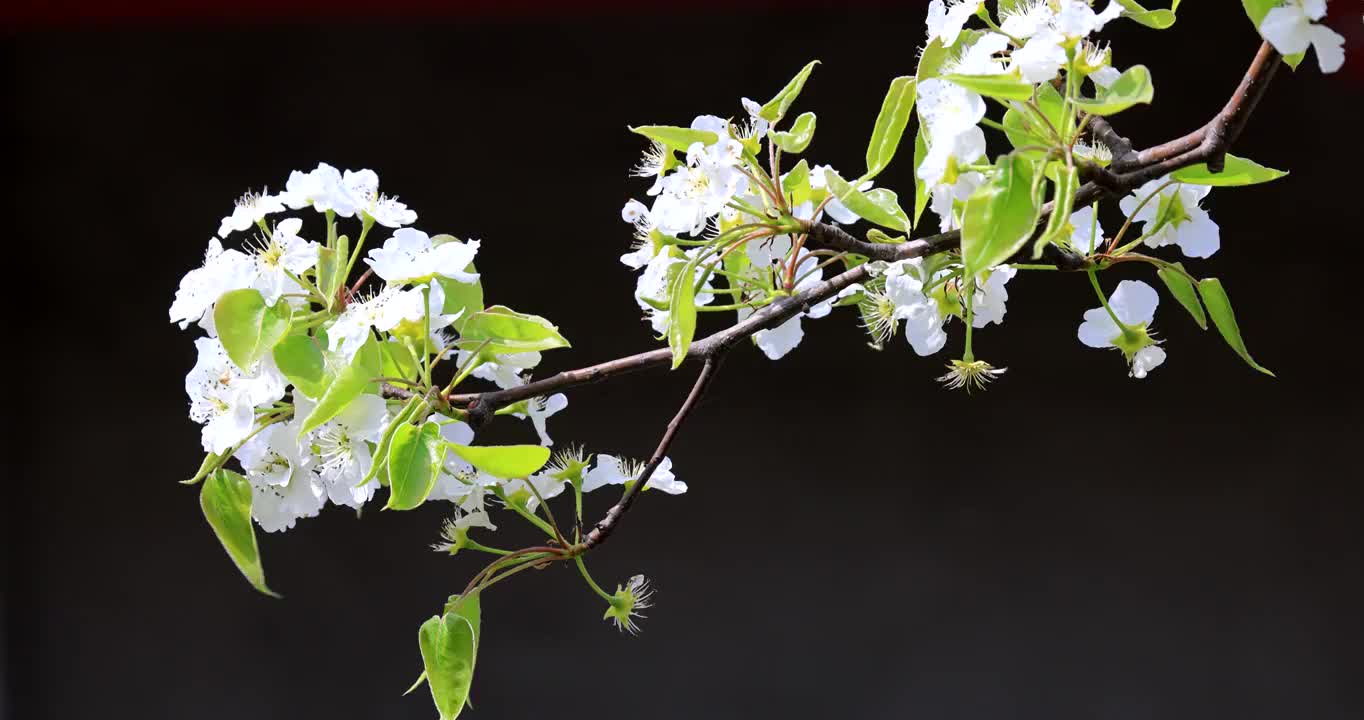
[
  {"xmin": 214, "ymin": 288, "xmax": 292, "ymax": 372},
  {"xmin": 1198, "ymin": 278, "xmax": 1274, "ymax": 376},
  {"xmin": 446, "ymin": 444, "xmax": 551, "ymax": 479},
  {"xmin": 457, "ymin": 306, "xmax": 570, "ymax": 354},
  {"xmin": 386, "ymin": 421, "xmax": 446, "ymax": 511},
  {"xmin": 1157, "ymin": 262, "xmax": 1207, "ymax": 330},
  {"xmin": 1170, "ymin": 155, "xmax": 1288, "ymax": 187},
  {"xmin": 824, "ymin": 169, "xmax": 911, "ymax": 234},
  {"xmin": 944, "ymin": 73, "xmax": 1035, "ymax": 101},
  {"xmin": 630, "ymin": 126, "xmax": 717, "ymax": 153},
  {"xmin": 758, "ymin": 60, "xmax": 820, "ymax": 123},
  {"xmin": 1072, "ymin": 65, "xmax": 1154, "ymax": 116},
  {"xmin": 864, "ymin": 76, "xmax": 916, "ymax": 181},
  {"xmin": 1114, "ymin": 0, "xmax": 1178, "ymax": 29},
  {"xmin": 200, "ymin": 469, "xmax": 278, "ymax": 597},
  {"xmin": 419, "ymin": 608, "xmax": 479, "ymax": 720},
  {"xmin": 771, "ymin": 111, "xmax": 817, "ymax": 153},
  {"xmin": 274, "ymin": 333, "xmax": 329, "ymax": 399},
  {"xmin": 300, "ymin": 333, "xmax": 381, "ymax": 436},
  {"xmin": 961, "ymin": 153, "xmax": 1044, "ymax": 277},
  {"xmin": 1034, "ymin": 164, "xmax": 1078, "ymax": 258},
  {"xmin": 667, "ymin": 255, "xmax": 698, "ymax": 369},
  {"xmin": 912, "ymin": 125, "xmax": 931, "ymax": 228}
]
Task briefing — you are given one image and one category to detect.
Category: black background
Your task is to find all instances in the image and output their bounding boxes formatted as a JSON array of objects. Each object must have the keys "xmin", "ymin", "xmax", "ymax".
[{"xmin": 6, "ymin": 3, "xmax": 1364, "ymax": 718}]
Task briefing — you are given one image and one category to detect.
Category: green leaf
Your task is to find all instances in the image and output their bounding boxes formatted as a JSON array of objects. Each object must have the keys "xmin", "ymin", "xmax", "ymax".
[
  {"xmin": 273, "ymin": 334, "xmax": 329, "ymax": 399},
  {"xmin": 944, "ymin": 72, "xmax": 1035, "ymax": 101},
  {"xmin": 782, "ymin": 159, "xmax": 811, "ymax": 206},
  {"xmin": 916, "ymin": 30, "xmax": 980, "ymax": 81},
  {"xmin": 1115, "ymin": 0, "xmax": 1177, "ymax": 29},
  {"xmin": 316, "ymin": 234, "xmax": 349, "ymax": 308},
  {"xmin": 912, "ymin": 125, "xmax": 930, "ymax": 228},
  {"xmin": 446, "ymin": 444, "xmax": 551, "ymax": 479},
  {"xmin": 419, "ymin": 610, "xmax": 479, "ymax": 720},
  {"xmin": 457, "ymin": 306, "xmax": 570, "ymax": 354},
  {"xmin": 300, "ymin": 334, "xmax": 381, "ymax": 436},
  {"xmin": 1198, "ymin": 278, "xmax": 1274, "ymax": 376},
  {"xmin": 758, "ymin": 59, "xmax": 820, "ymax": 123},
  {"xmin": 1072, "ymin": 65, "xmax": 1154, "ymax": 116},
  {"xmin": 386, "ymin": 421, "xmax": 446, "ymax": 511},
  {"xmin": 182, "ymin": 451, "xmax": 222, "ymax": 486},
  {"xmin": 961, "ymin": 153, "xmax": 1044, "ymax": 276},
  {"xmin": 630, "ymin": 125, "xmax": 717, "ymax": 152},
  {"xmin": 1157, "ymin": 263, "xmax": 1207, "ymax": 330},
  {"xmin": 864, "ymin": 76, "xmax": 916, "ymax": 181},
  {"xmin": 380, "ymin": 339, "xmax": 421, "ymax": 383},
  {"xmin": 444, "ymin": 592, "xmax": 482, "ymax": 639},
  {"xmin": 362, "ymin": 394, "xmax": 424, "ymax": 486},
  {"xmin": 667, "ymin": 256, "xmax": 698, "ymax": 370},
  {"xmin": 200, "ymin": 469, "xmax": 278, "ymax": 598},
  {"xmin": 1003, "ymin": 83, "xmax": 1065, "ymax": 153},
  {"xmin": 214, "ymin": 289, "xmax": 292, "ymax": 372},
  {"xmin": 435, "ymin": 266, "xmax": 483, "ymax": 331},
  {"xmin": 1034, "ymin": 164, "xmax": 1078, "ymax": 258},
  {"xmin": 770, "ymin": 111, "xmax": 816, "ymax": 153},
  {"xmin": 823, "ymin": 170, "xmax": 911, "ymax": 233},
  {"xmin": 1170, "ymin": 155, "xmax": 1288, "ymax": 187}
]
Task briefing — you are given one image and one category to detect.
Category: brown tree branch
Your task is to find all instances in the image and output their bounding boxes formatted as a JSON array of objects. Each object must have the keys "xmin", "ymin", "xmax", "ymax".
[{"xmin": 578, "ymin": 354, "xmax": 724, "ymax": 551}]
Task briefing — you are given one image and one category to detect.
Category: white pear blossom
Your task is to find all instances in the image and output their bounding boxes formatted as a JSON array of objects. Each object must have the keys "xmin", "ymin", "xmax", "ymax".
[
  {"xmin": 634, "ymin": 249, "xmax": 715, "ymax": 335},
  {"xmin": 944, "ymin": 31, "xmax": 1010, "ymax": 76},
  {"xmin": 279, "ymin": 163, "xmax": 357, "ymax": 216},
  {"xmin": 1000, "ymin": 0, "xmax": 1055, "ymax": 38},
  {"xmin": 918, "ymin": 124, "xmax": 987, "ymax": 190},
  {"xmin": 375, "ymin": 282, "xmax": 457, "ymax": 336},
  {"xmin": 245, "ymin": 419, "xmax": 326, "ymax": 533},
  {"xmin": 250, "ymin": 218, "xmax": 319, "ymax": 305},
  {"xmin": 1067, "ymin": 205, "xmax": 1107, "ymax": 254},
  {"xmin": 583, "ymin": 455, "xmax": 686, "ymax": 495},
  {"xmin": 630, "ymin": 140, "xmax": 671, "ymax": 195},
  {"xmin": 971, "ymin": 266, "xmax": 1017, "ymax": 328},
  {"xmin": 884, "ymin": 259, "xmax": 950, "ymax": 356},
  {"xmin": 1054, "ymin": 1, "xmax": 1122, "ymax": 38},
  {"xmin": 456, "ymin": 349, "xmax": 542, "ymax": 389},
  {"xmin": 1011, "ymin": 28, "xmax": 1069, "ymax": 84},
  {"xmin": 302, "ymin": 394, "xmax": 389, "ymax": 508},
  {"xmin": 500, "ymin": 473, "xmax": 567, "ymax": 512},
  {"xmin": 365, "ymin": 228, "xmax": 481, "ymax": 285},
  {"xmin": 169, "ymin": 237, "xmax": 256, "ymax": 330},
  {"xmin": 218, "ymin": 189, "xmax": 286, "ymax": 238},
  {"xmin": 929, "ymin": 171, "xmax": 986, "ymax": 232},
  {"xmin": 1119, "ymin": 178, "xmax": 1220, "ymax": 258},
  {"xmin": 512, "ymin": 393, "xmax": 568, "ymax": 446},
  {"xmin": 648, "ymin": 117, "xmax": 748, "ymax": 237},
  {"xmin": 328, "ymin": 286, "xmax": 399, "ymax": 361},
  {"xmin": 1260, "ymin": 0, "xmax": 1345, "ymax": 74},
  {"xmin": 926, "ymin": 0, "xmax": 981, "ymax": 47},
  {"xmin": 236, "ymin": 421, "xmax": 302, "ymax": 490},
  {"xmin": 185, "ymin": 337, "xmax": 287, "ymax": 454},
  {"xmin": 1078, "ymin": 279, "xmax": 1167, "ymax": 379}
]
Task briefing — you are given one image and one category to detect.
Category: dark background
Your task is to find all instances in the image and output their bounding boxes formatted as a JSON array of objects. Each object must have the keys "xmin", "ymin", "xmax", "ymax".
[{"xmin": 6, "ymin": 3, "xmax": 1363, "ymax": 718}]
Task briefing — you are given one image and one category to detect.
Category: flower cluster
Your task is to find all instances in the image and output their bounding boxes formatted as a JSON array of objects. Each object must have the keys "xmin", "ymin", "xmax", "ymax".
[{"xmin": 174, "ymin": 164, "xmax": 685, "ymax": 533}]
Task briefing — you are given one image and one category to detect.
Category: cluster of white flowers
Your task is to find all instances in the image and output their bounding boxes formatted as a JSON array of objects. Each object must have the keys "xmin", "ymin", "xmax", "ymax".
[{"xmin": 175, "ymin": 164, "xmax": 686, "ymax": 533}]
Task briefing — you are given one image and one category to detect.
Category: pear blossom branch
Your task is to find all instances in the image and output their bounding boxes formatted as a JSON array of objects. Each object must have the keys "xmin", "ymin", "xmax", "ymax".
[{"xmin": 382, "ymin": 38, "xmax": 1286, "ymax": 556}]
